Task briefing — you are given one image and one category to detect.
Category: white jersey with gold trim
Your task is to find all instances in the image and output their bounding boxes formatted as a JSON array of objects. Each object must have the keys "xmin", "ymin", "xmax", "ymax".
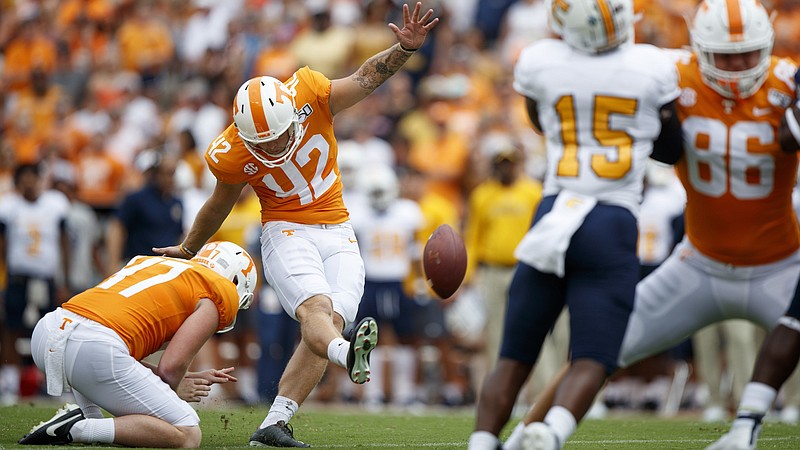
[
  {"xmin": 513, "ymin": 39, "xmax": 680, "ymax": 215},
  {"xmin": 0, "ymin": 190, "xmax": 70, "ymax": 278}
]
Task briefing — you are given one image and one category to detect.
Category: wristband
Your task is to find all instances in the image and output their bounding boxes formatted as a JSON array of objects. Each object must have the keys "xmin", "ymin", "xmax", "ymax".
[
  {"xmin": 399, "ymin": 43, "xmax": 418, "ymax": 54},
  {"xmin": 785, "ymin": 106, "xmax": 800, "ymax": 146},
  {"xmin": 179, "ymin": 243, "xmax": 197, "ymax": 258}
]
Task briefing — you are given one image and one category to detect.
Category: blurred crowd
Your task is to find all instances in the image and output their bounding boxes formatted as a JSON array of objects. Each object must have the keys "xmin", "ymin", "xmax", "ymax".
[{"xmin": 2, "ymin": 0, "xmax": 800, "ymax": 421}]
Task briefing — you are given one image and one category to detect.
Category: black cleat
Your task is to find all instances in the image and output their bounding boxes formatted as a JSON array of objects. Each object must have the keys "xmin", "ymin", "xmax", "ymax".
[
  {"xmin": 249, "ymin": 421, "xmax": 310, "ymax": 447},
  {"xmin": 19, "ymin": 403, "xmax": 85, "ymax": 445},
  {"xmin": 347, "ymin": 317, "xmax": 378, "ymax": 384}
]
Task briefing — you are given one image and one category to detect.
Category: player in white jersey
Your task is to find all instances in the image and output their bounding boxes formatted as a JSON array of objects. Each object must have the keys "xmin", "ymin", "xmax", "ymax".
[
  {"xmin": 350, "ymin": 164, "xmax": 424, "ymax": 407},
  {"xmin": 638, "ymin": 162, "xmax": 686, "ymax": 274},
  {"xmin": 0, "ymin": 163, "xmax": 70, "ymax": 404},
  {"xmin": 468, "ymin": 1, "xmax": 682, "ymax": 449}
]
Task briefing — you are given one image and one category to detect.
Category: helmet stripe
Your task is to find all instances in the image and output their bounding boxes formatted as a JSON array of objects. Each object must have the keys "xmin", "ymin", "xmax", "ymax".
[
  {"xmin": 234, "ymin": 83, "xmax": 257, "ymax": 136},
  {"xmin": 726, "ymin": 0, "xmax": 743, "ymax": 41},
  {"xmin": 596, "ymin": 0, "xmax": 616, "ymax": 45},
  {"xmin": 248, "ymin": 78, "xmax": 271, "ymax": 135}
]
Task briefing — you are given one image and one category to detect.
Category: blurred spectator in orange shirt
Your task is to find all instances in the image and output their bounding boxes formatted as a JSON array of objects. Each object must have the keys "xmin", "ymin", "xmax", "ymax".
[
  {"xmin": 55, "ymin": 0, "xmax": 114, "ymax": 32},
  {"xmin": 407, "ymin": 100, "xmax": 471, "ymax": 215},
  {"xmin": 290, "ymin": 0, "xmax": 356, "ymax": 78},
  {"xmin": 252, "ymin": 24, "xmax": 300, "ymax": 82},
  {"xmin": 11, "ymin": 69, "xmax": 67, "ymax": 143},
  {"xmin": 636, "ymin": 0, "xmax": 697, "ymax": 48},
  {"xmin": 3, "ymin": 114, "xmax": 42, "ymax": 165},
  {"xmin": 772, "ymin": 0, "xmax": 800, "ymax": 60},
  {"xmin": 114, "ymin": 2, "xmax": 174, "ymax": 81},
  {"xmin": 351, "ymin": 0, "xmax": 396, "ymax": 66},
  {"xmin": 74, "ymin": 133, "xmax": 126, "ymax": 219},
  {"xmin": 3, "ymin": 15, "xmax": 58, "ymax": 93}
]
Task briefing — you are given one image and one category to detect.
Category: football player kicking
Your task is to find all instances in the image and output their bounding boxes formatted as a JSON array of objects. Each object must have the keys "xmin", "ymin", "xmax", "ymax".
[
  {"xmin": 707, "ymin": 74, "xmax": 800, "ymax": 450},
  {"xmin": 153, "ymin": 2, "xmax": 438, "ymax": 447},
  {"xmin": 501, "ymin": 1, "xmax": 800, "ymax": 449},
  {"xmin": 468, "ymin": 0, "xmax": 683, "ymax": 449},
  {"xmin": 18, "ymin": 241, "xmax": 256, "ymax": 448}
]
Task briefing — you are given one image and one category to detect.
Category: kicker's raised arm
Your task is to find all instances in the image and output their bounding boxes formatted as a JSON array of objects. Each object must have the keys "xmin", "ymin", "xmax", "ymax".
[{"xmin": 328, "ymin": 2, "xmax": 438, "ymax": 116}]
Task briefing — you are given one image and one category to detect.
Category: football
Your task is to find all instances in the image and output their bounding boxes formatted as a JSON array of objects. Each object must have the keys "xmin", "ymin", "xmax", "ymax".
[{"xmin": 423, "ymin": 224, "xmax": 467, "ymax": 299}]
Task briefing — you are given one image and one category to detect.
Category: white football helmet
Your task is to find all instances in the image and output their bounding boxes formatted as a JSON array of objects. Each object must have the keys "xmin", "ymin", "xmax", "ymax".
[
  {"xmin": 232, "ymin": 76, "xmax": 306, "ymax": 168},
  {"xmin": 690, "ymin": 0, "xmax": 774, "ymax": 99},
  {"xmin": 547, "ymin": 0, "xmax": 634, "ymax": 53},
  {"xmin": 359, "ymin": 164, "xmax": 399, "ymax": 212},
  {"xmin": 193, "ymin": 241, "xmax": 257, "ymax": 333},
  {"xmin": 337, "ymin": 143, "xmax": 364, "ymax": 191}
]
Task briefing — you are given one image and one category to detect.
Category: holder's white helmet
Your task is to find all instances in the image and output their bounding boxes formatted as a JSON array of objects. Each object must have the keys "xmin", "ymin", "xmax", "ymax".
[
  {"xmin": 193, "ymin": 241, "xmax": 257, "ymax": 333},
  {"xmin": 359, "ymin": 164, "xmax": 399, "ymax": 212},
  {"xmin": 547, "ymin": 0, "xmax": 634, "ymax": 54},
  {"xmin": 233, "ymin": 76, "xmax": 306, "ymax": 168},
  {"xmin": 690, "ymin": 0, "xmax": 774, "ymax": 99}
]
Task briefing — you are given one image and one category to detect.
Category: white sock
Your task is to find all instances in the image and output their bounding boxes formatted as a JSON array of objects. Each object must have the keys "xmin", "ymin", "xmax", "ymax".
[
  {"xmin": 468, "ymin": 431, "xmax": 501, "ymax": 450},
  {"xmin": 0, "ymin": 365, "xmax": 20, "ymax": 396},
  {"xmin": 733, "ymin": 382, "xmax": 776, "ymax": 428},
  {"xmin": 81, "ymin": 404, "xmax": 104, "ymax": 419},
  {"xmin": 392, "ymin": 346, "xmax": 417, "ymax": 404},
  {"xmin": 544, "ymin": 406, "xmax": 577, "ymax": 446},
  {"xmin": 71, "ymin": 418, "xmax": 115, "ymax": 444},
  {"xmin": 261, "ymin": 396, "xmax": 299, "ymax": 428},
  {"xmin": 502, "ymin": 422, "xmax": 525, "ymax": 450},
  {"xmin": 327, "ymin": 337, "xmax": 349, "ymax": 368},
  {"xmin": 364, "ymin": 347, "xmax": 386, "ymax": 404}
]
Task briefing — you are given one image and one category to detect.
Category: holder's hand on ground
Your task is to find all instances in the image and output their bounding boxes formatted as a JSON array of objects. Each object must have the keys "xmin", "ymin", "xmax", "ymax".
[
  {"xmin": 177, "ymin": 377, "xmax": 212, "ymax": 402},
  {"xmin": 186, "ymin": 367, "xmax": 238, "ymax": 385}
]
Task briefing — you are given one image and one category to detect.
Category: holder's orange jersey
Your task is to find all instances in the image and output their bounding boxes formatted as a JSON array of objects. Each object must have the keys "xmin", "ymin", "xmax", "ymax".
[
  {"xmin": 63, "ymin": 256, "xmax": 239, "ymax": 361},
  {"xmin": 674, "ymin": 52, "xmax": 799, "ymax": 265},
  {"xmin": 205, "ymin": 67, "xmax": 348, "ymax": 225}
]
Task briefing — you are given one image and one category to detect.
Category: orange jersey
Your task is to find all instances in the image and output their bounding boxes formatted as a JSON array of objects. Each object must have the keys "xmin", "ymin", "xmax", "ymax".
[
  {"xmin": 205, "ymin": 67, "xmax": 348, "ymax": 225},
  {"xmin": 63, "ymin": 256, "xmax": 239, "ymax": 360},
  {"xmin": 674, "ymin": 53, "xmax": 799, "ymax": 265}
]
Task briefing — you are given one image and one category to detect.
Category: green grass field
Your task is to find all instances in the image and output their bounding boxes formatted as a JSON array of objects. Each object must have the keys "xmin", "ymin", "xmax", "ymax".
[{"xmin": 2, "ymin": 402, "xmax": 799, "ymax": 449}]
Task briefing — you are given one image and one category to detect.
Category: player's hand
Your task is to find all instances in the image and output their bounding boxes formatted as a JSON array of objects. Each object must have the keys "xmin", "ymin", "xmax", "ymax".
[
  {"xmin": 186, "ymin": 367, "xmax": 238, "ymax": 385},
  {"xmin": 152, "ymin": 245, "xmax": 188, "ymax": 259},
  {"xmin": 388, "ymin": 2, "xmax": 439, "ymax": 51},
  {"xmin": 177, "ymin": 377, "xmax": 212, "ymax": 402}
]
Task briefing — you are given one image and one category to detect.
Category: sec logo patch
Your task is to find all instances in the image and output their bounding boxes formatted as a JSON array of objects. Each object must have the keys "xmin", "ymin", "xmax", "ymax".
[
  {"xmin": 244, "ymin": 163, "xmax": 259, "ymax": 175},
  {"xmin": 679, "ymin": 88, "xmax": 696, "ymax": 108}
]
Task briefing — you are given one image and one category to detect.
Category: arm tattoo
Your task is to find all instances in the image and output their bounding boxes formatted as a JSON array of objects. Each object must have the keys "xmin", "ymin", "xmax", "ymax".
[{"xmin": 353, "ymin": 44, "xmax": 412, "ymax": 92}]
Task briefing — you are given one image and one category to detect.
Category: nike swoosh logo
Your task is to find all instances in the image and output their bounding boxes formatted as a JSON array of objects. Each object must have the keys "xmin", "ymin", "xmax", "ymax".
[
  {"xmin": 348, "ymin": 238, "xmax": 357, "ymax": 243},
  {"xmin": 45, "ymin": 416, "xmax": 76, "ymax": 437}
]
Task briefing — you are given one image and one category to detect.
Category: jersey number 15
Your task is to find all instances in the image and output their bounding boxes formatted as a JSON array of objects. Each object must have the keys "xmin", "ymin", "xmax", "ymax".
[{"xmin": 555, "ymin": 94, "xmax": 637, "ymax": 180}]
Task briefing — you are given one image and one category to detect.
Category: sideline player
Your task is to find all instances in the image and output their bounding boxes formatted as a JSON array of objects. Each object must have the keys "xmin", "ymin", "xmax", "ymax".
[
  {"xmin": 467, "ymin": 0, "xmax": 683, "ymax": 448},
  {"xmin": 19, "ymin": 241, "xmax": 256, "ymax": 448},
  {"xmin": 153, "ymin": 3, "xmax": 438, "ymax": 447},
  {"xmin": 504, "ymin": 1, "xmax": 799, "ymax": 448}
]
